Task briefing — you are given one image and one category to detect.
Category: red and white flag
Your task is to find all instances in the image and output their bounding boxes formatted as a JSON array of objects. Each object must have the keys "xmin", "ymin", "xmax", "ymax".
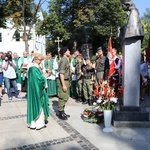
[
  {"xmin": 146, "ymin": 36, "xmax": 150, "ymax": 63},
  {"xmin": 107, "ymin": 37, "xmax": 115, "ymax": 77}
]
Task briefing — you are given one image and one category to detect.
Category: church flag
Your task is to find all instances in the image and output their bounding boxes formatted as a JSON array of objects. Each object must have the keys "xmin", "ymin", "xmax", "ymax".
[
  {"xmin": 107, "ymin": 37, "xmax": 115, "ymax": 77},
  {"xmin": 146, "ymin": 36, "xmax": 150, "ymax": 63}
]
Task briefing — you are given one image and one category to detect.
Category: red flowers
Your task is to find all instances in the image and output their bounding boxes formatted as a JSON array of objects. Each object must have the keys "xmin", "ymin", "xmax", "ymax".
[{"xmin": 93, "ymin": 79, "xmax": 124, "ymax": 110}]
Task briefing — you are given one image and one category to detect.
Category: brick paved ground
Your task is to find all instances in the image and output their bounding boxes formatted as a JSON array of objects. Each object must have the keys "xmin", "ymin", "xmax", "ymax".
[{"xmin": 0, "ymin": 92, "xmax": 150, "ymax": 150}]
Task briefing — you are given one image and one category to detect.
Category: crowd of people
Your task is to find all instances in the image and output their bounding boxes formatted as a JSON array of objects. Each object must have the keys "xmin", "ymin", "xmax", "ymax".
[{"xmin": 0, "ymin": 46, "xmax": 149, "ymax": 128}]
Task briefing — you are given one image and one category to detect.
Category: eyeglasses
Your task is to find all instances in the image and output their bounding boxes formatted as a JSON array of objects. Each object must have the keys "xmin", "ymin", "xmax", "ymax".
[{"xmin": 37, "ymin": 58, "xmax": 42, "ymax": 61}]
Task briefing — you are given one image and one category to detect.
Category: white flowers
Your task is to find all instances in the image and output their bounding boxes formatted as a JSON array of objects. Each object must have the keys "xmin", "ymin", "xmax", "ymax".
[
  {"xmin": 93, "ymin": 102, "xmax": 97, "ymax": 106},
  {"xmin": 103, "ymin": 80, "xmax": 107, "ymax": 85},
  {"xmin": 110, "ymin": 97, "xmax": 118, "ymax": 103},
  {"xmin": 97, "ymin": 99, "xmax": 102, "ymax": 103},
  {"xmin": 103, "ymin": 99, "xmax": 108, "ymax": 104}
]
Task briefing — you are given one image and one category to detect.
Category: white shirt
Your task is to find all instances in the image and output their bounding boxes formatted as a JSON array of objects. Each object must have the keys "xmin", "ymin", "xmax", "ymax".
[
  {"xmin": 18, "ymin": 56, "xmax": 32, "ymax": 68},
  {"xmin": 3, "ymin": 60, "xmax": 16, "ymax": 79},
  {"xmin": 114, "ymin": 56, "xmax": 121, "ymax": 70}
]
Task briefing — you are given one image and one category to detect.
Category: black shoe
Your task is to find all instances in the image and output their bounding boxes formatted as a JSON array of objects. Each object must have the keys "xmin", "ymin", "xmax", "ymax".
[
  {"xmin": 78, "ymin": 98, "xmax": 82, "ymax": 102},
  {"xmin": 58, "ymin": 112, "xmax": 68, "ymax": 120},
  {"xmin": 88, "ymin": 100, "xmax": 93, "ymax": 106},
  {"xmin": 15, "ymin": 95, "xmax": 22, "ymax": 100},
  {"xmin": 45, "ymin": 120, "xmax": 48, "ymax": 124},
  {"xmin": 63, "ymin": 112, "xmax": 70, "ymax": 118},
  {"xmin": 83, "ymin": 100, "xmax": 88, "ymax": 104},
  {"xmin": 76, "ymin": 98, "xmax": 82, "ymax": 103}
]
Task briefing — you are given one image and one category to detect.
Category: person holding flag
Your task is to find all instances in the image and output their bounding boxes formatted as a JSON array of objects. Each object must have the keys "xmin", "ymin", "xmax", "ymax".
[
  {"xmin": 107, "ymin": 37, "xmax": 121, "ymax": 81},
  {"xmin": 107, "ymin": 37, "xmax": 115, "ymax": 78}
]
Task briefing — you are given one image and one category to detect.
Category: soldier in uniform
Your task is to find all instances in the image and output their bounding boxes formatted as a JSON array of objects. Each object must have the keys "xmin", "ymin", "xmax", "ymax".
[
  {"xmin": 81, "ymin": 58, "xmax": 95, "ymax": 105},
  {"xmin": 95, "ymin": 46, "xmax": 109, "ymax": 84},
  {"xmin": 57, "ymin": 47, "xmax": 71, "ymax": 120}
]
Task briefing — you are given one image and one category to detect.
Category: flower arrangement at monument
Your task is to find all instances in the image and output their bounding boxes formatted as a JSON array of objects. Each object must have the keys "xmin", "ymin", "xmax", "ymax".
[{"xmin": 82, "ymin": 78, "xmax": 124, "ymax": 123}]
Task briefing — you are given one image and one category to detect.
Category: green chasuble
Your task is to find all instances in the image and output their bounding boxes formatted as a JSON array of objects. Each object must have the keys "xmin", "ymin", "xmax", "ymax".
[
  {"xmin": 44, "ymin": 58, "xmax": 53, "ymax": 70},
  {"xmin": 13, "ymin": 57, "xmax": 21, "ymax": 84},
  {"xmin": 27, "ymin": 66, "xmax": 50, "ymax": 124},
  {"xmin": 44, "ymin": 58, "xmax": 57, "ymax": 96}
]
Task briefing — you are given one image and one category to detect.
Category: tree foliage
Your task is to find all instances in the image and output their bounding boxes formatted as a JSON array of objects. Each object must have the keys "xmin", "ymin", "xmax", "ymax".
[
  {"xmin": 36, "ymin": 0, "xmax": 126, "ymax": 54},
  {"xmin": 141, "ymin": 8, "xmax": 150, "ymax": 50},
  {"xmin": 0, "ymin": 0, "xmax": 7, "ymax": 28},
  {"xmin": 0, "ymin": 0, "xmax": 46, "ymax": 52}
]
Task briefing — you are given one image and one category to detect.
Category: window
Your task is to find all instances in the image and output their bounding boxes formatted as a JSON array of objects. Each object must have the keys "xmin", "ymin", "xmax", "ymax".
[{"xmin": 13, "ymin": 30, "xmax": 20, "ymax": 41}]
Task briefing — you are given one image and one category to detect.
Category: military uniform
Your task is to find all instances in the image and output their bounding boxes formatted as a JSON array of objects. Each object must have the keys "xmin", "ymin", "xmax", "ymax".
[
  {"xmin": 95, "ymin": 56, "xmax": 109, "ymax": 84},
  {"xmin": 57, "ymin": 50, "xmax": 71, "ymax": 120},
  {"xmin": 81, "ymin": 62, "xmax": 95, "ymax": 105},
  {"xmin": 75, "ymin": 60, "xmax": 83, "ymax": 102}
]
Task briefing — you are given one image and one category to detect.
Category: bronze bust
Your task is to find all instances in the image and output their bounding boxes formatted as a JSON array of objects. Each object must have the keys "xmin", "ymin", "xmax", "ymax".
[{"xmin": 119, "ymin": 0, "xmax": 144, "ymax": 45}]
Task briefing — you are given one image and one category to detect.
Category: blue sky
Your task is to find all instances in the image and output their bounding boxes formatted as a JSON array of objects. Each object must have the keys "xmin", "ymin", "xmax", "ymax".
[
  {"xmin": 35, "ymin": 0, "xmax": 149, "ymax": 17},
  {"xmin": 133, "ymin": 0, "xmax": 149, "ymax": 17}
]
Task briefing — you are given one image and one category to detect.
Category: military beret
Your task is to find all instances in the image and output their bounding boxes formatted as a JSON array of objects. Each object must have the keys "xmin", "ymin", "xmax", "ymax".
[
  {"xmin": 97, "ymin": 46, "xmax": 106, "ymax": 52},
  {"xmin": 59, "ymin": 47, "xmax": 68, "ymax": 55}
]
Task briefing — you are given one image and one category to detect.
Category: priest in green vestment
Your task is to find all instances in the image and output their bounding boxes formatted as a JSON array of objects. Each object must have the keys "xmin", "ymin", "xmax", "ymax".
[
  {"xmin": 13, "ymin": 53, "xmax": 21, "ymax": 91},
  {"xmin": 44, "ymin": 52, "xmax": 57, "ymax": 96},
  {"xmin": 18, "ymin": 51, "xmax": 32, "ymax": 92},
  {"xmin": 27, "ymin": 53, "xmax": 50, "ymax": 130}
]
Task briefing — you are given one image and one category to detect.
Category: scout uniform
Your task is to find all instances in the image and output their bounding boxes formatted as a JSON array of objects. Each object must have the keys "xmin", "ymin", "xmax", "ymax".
[
  {"xmin": 81, "ymin": 59, "xmax": 95, "ymax": 105},
  {"xmin": 95, "ymin": 47, "xmax": 109, "ymax": 84}
]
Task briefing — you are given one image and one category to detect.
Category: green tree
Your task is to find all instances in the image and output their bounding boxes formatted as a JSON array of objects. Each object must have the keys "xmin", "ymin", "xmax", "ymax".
[
  {"xmin": 36, "ymin": 0, "xmax": 126, "ymax": 54},
  {"xmin": 1, "ymin": 0, "xmax": 45, "ymax": 53},
  {"xmin": 36, "ymin": 0, "xmax": 70, "ymax": 53},
  {"xmin": 141, "ymin": 8, "xmax": 150, "ymax": 50},
  {"xmin": 0, "ymin": 0, "xmax": 7, "ymax": 28}
]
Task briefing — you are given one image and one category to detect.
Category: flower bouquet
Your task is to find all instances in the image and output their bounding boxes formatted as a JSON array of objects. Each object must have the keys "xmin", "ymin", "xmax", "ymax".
[
  {"xmin": 97, "ymin": 81, "xmax": 118, "ymax": 110},
  {"xmin": 82, "ymin": 106, "xmax": 103, "ymax": 123},
  {"xmin": 82, "ymin": 78, "xmax": 123, "ymax": 124},
  {"xmin": 93, "ymin": 78, "xmax": 124, "ymax": 110}
]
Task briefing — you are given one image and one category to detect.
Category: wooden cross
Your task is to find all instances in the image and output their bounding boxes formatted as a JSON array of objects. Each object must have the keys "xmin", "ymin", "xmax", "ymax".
[{"xmin": 54, "ymin": 36, "xmax": 62, "ymax": 51}]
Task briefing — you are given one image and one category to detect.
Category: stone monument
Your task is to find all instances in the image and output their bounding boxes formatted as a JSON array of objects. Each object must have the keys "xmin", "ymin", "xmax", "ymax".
[
  {"xmin": 114, "ymin": 0, "xmax": 149, "ymax": 126},
  {"xmin": 119, "ymin": 0, "xmax": 144, "ymax": 106}
]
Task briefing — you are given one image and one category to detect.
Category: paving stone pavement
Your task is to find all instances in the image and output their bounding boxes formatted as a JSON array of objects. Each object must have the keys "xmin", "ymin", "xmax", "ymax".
[{"xmin": 0, "ymin": 92, "xmax": 150, "ymax": 150}]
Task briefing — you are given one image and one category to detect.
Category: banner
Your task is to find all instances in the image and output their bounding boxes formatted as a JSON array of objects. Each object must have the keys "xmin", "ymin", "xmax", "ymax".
[
  {"xmin": 146, "ymin": 36, "xmax": 150, "ymax": 63},
  {"xmin": 107, "ymin": 37, "xmax": 115, "ymax": 77}
]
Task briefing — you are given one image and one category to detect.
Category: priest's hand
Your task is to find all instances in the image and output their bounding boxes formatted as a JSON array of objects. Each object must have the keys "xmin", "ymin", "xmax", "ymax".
[{"xmin": 43, "ymin": 72, "xmax": 50, "ymax": 77}]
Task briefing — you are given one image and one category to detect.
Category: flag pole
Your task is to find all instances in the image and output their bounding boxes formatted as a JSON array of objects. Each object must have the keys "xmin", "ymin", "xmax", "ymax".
[
  {"xmin": 110, "ymin": 26, "xmax": 112, "ymax": 37},
  {"xmin": 107, "ymin": 26, "xmax": 115, "ymax": 78}
]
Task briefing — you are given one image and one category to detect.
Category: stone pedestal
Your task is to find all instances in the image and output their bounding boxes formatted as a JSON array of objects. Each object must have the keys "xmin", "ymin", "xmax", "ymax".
[
  {"xmin": 113, "ymin": 106, "xmax": 149, "ymax": 127},
  {"xmin": 113, "ymin": 39, "xmax": 150, "ymax": 126},
  {"xmin": 122, "ymin": 39, "xmax": 141, "ymax": 106}
]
